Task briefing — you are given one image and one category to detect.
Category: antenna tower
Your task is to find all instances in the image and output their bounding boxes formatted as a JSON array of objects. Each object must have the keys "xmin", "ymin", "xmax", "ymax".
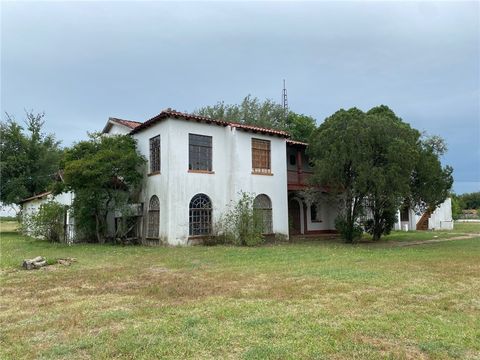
[{"xmin": 282, "ymin": 79, "xmax": 289, "ymax": 119}]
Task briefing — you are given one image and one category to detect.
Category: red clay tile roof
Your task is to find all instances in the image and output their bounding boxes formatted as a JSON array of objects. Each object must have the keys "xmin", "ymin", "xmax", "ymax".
[
  {"xmin": 130, "ymin": 110, "xmax": 290, "ymax": 138},
  {"xmin": 110, "ymin": 117, "xmax": 142, "ymax": 129},
  {"xmin": 20, "ymin": 191, "xmax": 52, "ymax": 204},
  {"xmin": 286, "ymin": 139, "xmax": 309, "ymax": 147}
]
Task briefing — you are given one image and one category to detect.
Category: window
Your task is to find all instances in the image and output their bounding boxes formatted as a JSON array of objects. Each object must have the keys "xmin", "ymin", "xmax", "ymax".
[
  {"xmin": 254, "ymin": 194, "xmax": 273, "ymax": 234},
  {"xmin": 289, "ymin": 154, "xmax": 296, "ymax": 166},
  {"xmin": 189, "ymin": 134, "xmax": 212, "ymax": 171},
  {"xmin": 147, "ymin": 195, "xmax": 160, "ymax": 238},
  {"xmin": 310, "ymin": 203, "xmax": 322, "ymax": 222},
  {"xmin": 252, "ymin": 138, "xmax": 271, "ymax": 174},
  {"xmin": 400, "ymin": 206, "xmax": 409, "ymax": 222},
  {"xmin": 189, "ymin": 194, "xmax": 212, "ymax": 236},
  {"xmin": 149, "ymin": 135, "xmax": 161, "ymax": 174}
]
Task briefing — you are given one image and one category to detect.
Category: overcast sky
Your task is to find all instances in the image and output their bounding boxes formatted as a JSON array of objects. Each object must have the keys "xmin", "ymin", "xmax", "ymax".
[{"xmin": 1, "ymin": 1, "xmax": 479, "ymax": 194}]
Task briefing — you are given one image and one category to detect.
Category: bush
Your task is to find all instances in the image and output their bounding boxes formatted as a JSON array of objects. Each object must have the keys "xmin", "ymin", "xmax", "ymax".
[
  {"xmin": 21, "ymin": 201, "xmax": 67, "ymax": 242},
  {"xmin": 335, "ymin": 216, "xmax": 363, "ymax": 243},
  {"xmin": 216, "ymin": 192, "xmax": 265, "ymax": 246}
]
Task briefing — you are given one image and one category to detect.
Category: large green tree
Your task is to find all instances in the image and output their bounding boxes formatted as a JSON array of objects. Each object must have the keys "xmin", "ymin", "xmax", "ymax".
[
  {"xmin": 0, "ymin": 111, "xmax": 62, "ymax": 205},
  {"xmin": 308, "ymin": 105, "xmax": 453, "ymax": 242},
  {"xmin": 58, "ymin": 134, "xmax": 146, "ymax": 243},
  {"xmin": 194, "ymin": 95, "xmax": 317, "ymax": 142}
]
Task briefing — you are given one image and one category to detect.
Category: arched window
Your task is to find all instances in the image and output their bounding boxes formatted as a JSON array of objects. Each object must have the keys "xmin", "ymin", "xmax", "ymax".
[
  {"xmin": 147, "ymin": 195, "xmax": 160, "ymax": 238},
  {"xmin": 254, "ymin": 194, "xmax": 273, "ymax": 234},
  {"xmin": 189, "ymin": 194, "xmax": 212, "ymax": 236}
]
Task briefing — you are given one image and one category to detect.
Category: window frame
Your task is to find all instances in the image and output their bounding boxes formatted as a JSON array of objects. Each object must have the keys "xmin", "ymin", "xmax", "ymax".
[
  {"xmin": 189, "ymin": 193, "xmax": 213, "ymax": 237},
  {"xmin": 310, "ymin": 203, "xmax": 322, "ymax": 223},
  {"xmin": 188, "ymin": 133, "xmax": 213, "ymax": 173},
  {"xmin": 253, "ymin": 194, "xmax": 273, "ymax": 235},
  {"xmin": 251, "ymin": 138, "xmax": 272, "ymax": 175},
  {"xmin": 147, "ymin": 195, "xmax": 160, "ymax": 238},
  {"xmin": 149, "ymin": 135, "xmax": 161, "ymax": 175}
]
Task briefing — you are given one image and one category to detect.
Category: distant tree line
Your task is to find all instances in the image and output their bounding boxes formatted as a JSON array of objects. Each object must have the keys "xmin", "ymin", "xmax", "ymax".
[{"xmin": 451, "ymin": 192, "xmax": 480, "ymax": 219}]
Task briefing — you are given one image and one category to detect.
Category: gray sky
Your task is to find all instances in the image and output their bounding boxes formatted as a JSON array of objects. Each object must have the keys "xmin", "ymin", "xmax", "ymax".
[{"xmin": 1, "ymin": 1, "xmax": 479, "ymax": 194}]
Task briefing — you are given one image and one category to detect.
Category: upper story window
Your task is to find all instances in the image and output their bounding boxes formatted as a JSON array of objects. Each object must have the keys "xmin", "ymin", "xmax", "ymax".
[
  {"xmin": 149, "ymin": 135, "xmax": 161, "ymax": 174},
  {"xmin": 189, "ymin": 134, "xmax": 212, "ymax": 171},
  {"xmin": 252, "ymin": 138, "xmax": 271, "ymax": 174},
  {"xmin": 289, "ymin": 154, "xmax": 296, "ymax": 166}
]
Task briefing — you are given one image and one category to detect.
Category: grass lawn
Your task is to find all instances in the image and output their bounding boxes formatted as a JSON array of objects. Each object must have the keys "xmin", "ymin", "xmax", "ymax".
[{"xmin": 1, "ymin": 222, "xmax": 479, "ymax": 359}]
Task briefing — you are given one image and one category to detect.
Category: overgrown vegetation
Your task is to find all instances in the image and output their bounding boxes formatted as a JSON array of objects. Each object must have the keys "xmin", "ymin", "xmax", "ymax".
[
  {"xmin": 1, "ymin": 222, "xmax": 479, "ymax": 359},
  {"xmin": 56, "ymin": 134, "xmax": 146, "ymax": 243},
  {"xmin": 213, "ymin": 192, "xmax": 265, "ymax": 246},
  {"xmin": 20, "ymin": 201, "xmax": 67, "ymax": 242},
  {"xmin": 308, "ymin": 106, "xmax": 453, "ymax": 243},
  {"xmin": 0, "ymin": 111, "xmax": 62, "ymax": 205}
]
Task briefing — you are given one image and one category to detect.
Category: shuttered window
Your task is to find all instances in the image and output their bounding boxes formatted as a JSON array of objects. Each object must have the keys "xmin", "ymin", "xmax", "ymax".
[
  {"xmin": 252, "ymin": 138, "xmax": 271, "ymax": 174},
  {"xmin": 189, "ymin": 134, "xmax": 212, "ymax": 171},
  {"xmin": 149, "ymin": 135, "xmax": 161, "ymax": 173},
  {"xmin": 254, "ymin": 194, "xmax": 273, "ymax": 234},
  {"xmin": 147, "ymin": 195, "xmax": 160, "ymax": 238}
]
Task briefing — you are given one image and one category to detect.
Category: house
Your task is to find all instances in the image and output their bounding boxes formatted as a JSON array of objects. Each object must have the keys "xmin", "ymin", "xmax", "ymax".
[
  {"xmin": 103, "ymin": 110, "xmax": 292, "ymax": 245},
  {"xmin": 395, "ymin": 199, "xmax": 453, "ymax": 231},
  {"xmin": 20, "ymin": 109, "xmax": 453, "ymax": 244},
  {"xmin": 20, "ymin": 190, "xmax": 75, "ymax": 242}
]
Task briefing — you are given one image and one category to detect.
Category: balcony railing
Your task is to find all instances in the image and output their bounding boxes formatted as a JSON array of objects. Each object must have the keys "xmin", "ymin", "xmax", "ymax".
[{"xmin": 287, "ymin": 170, "xmax": 313, "ymax": 189}]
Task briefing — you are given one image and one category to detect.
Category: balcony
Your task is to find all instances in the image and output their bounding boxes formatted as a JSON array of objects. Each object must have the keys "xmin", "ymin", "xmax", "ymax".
[{"xmin": 287, "ymin": 170, "xmax": 313, "ymax": 190}]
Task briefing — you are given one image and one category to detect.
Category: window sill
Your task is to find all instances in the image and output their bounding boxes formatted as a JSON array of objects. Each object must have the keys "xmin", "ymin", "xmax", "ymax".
[
  {"xmin": 311, "ymin": 220, "xmax": 323, "ymax": 223},
  {"xmin": 188, "ymin": 170, "xmax": 215, "ymax": 174},
  {"xmin": 251, "ymin": 171, "xmax": 273, "ymax": 176},
  {"xmin": 148, "ymin": 171, "xmax": 160, "ymax": 177}
]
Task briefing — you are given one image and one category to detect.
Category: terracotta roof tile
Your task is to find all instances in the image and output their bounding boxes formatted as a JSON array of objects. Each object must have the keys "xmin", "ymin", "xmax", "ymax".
[
  {"xmin": 286, "ymin": 139, "xmax": 309, "ymax": 147},
  {"xmin": 110, "ymin": 117, "xmax": 142, "ymax": 129},
  {"xmin": 130, "ymin": 110, "xmax": 290, "ymax": 138}
]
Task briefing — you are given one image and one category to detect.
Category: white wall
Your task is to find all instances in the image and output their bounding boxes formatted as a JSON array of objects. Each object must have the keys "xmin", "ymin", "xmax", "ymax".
[
  {"xmin": 306, "ymin": 200, "xmax": 337, "ymax": 231},
  {"xmin": 133, "ymin": 118, "xmax": 289, "ymax": 245},
  {"xmin": 104, "ymin": 122, "xmax": 131, "ymax": 136},
  {"xmin": 394, "ymin": 198, "xmax": 453, "ymax": 231}
]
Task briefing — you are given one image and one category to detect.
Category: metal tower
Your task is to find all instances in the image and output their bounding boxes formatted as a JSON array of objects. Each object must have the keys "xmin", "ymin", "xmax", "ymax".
[{"xmin": 282, "ymin": 79, "xmax": 289, "ymax": 119}]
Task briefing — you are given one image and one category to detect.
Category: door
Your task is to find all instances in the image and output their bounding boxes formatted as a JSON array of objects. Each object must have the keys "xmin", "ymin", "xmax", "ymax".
[{"xmin": 288, "ymin": 199, "xmax": 302, "ymax": 235}]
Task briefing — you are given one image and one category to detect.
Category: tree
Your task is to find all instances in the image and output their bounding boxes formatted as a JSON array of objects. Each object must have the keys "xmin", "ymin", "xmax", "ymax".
[
  {"xmin": 0, "ymin": 111, "xmax": 62, "ymax": 205},
  {"xmin": 59, "ymin": 134, "xmax": 146, "ymax": 243},
  {"xmin": 194, "ymin": 95, "xmax": 316, "ymax": 142},
  {"xmin": 285, "ymin": 113, "xmax": 317, "ymax": 143},
  {"xmin": 409, "ymin": 137, "xmax": 453, "ymax": 214},
  {"xmin": 308, "ymin": 108, "xmax": 370, "ymax": 243},
  {"xmin": 308, "ymin": 105, "xmax": 453, "ymax": 242}
]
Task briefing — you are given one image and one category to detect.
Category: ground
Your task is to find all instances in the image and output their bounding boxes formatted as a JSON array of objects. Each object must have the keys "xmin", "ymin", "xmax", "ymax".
[{"xmin": 1, "ymin": 222, "xmax": 479, "ymax": 359}]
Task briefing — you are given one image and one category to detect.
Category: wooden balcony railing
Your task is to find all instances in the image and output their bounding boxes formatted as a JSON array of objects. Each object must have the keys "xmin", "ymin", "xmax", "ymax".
[{"xmin": 287, "ymin": 170, "xmax": 313, "ymax": 190}]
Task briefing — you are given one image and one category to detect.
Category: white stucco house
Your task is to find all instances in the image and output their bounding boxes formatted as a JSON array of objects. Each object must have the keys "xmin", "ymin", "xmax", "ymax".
[
  {"xmin": 20, "ymin": 190, "xmax": 75, "ymax": 241},
  {"xmin": 20, "ymin": 109, "xmax": 454, "ymax": 244}
]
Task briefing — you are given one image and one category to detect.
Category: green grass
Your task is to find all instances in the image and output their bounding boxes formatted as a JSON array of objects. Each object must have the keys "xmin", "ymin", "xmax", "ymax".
[{"xmin": 1, "ymin": 222, "xmax": 479, "ymax": 359}]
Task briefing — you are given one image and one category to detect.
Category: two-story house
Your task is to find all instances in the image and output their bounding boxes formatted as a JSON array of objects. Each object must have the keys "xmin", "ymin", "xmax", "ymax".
[
  {"xmin": 21, "ymin": 109, "xmax": 452, "ymax": 244},
  {"xmin": 103, "ymin": 110, "xmax": 291, "ymax": 245}
]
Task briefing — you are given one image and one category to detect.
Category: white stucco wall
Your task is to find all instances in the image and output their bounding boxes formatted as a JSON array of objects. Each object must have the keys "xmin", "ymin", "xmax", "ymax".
[
  {"xmin": 21, "ymin": 192, "xmax": 75, "ymax": 238},
  {"xmin": 306, "ymin": 200, "xmax": 337, "ymax": 231},
  {"xmin": 104, "ymin": 122, "xmax": 131, "ymax": 136},
  {"xmin": 132, "ymin": 118, "xmax": 289, "ymax": 245},
  {"xmin": 394, "ymin": 198, "xmax": 453, "ymax": 231}
]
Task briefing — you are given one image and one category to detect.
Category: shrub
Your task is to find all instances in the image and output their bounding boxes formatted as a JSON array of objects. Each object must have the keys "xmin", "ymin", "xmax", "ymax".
[
  {"xmin": 21, "ymin": 201, "xmax": 67, "ymax": 242},
  {"xmin": 335, "ymin": 216, "xmax": 363, "ymax": 243},
  {"xmin": 217, "ymin": 192, "xmax": 265, "ymax": 246}
]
